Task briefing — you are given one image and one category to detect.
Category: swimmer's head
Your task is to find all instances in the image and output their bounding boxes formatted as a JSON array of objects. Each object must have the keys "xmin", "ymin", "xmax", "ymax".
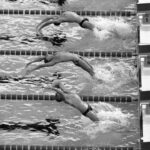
[
  {"xmin": 52, "ymin": 80, "xmax": 61, "ymax": 88},
  {"xmin": 57, "ymin": 0, "xmax": 66, "ymax": 6},
  {"xmin": 55, "ymin": 93, "xmax": 65, "ymax": 102},
  {"xmin": 54, "ymin": 22, "xmax": 61, "ymax": 26}
]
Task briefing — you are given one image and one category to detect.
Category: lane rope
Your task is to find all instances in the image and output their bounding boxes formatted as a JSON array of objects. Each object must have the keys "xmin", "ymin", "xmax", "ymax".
[
  {"xmin": 0, "ymin": 145, "xmax": 134, "ymax": 150},
  {"xmin": 0, "ymin": 94, "xmax": 138, "ymax": 102},
  {"xmin": 0, "ymin": 50, "xmax": 137, "ymax": 58},
  {"xmin": 0, "ymin": 9, "xmax": 136, "ymax": 16}
]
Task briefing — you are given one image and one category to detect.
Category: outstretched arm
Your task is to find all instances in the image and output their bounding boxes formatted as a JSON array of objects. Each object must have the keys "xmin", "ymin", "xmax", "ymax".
[
  {"xmin": 25, "ymin": 56, "xmax": 45, "ymax": 68},
  {"xmin": 52, "ymin": 80, "xmax": 70, "ymax": 93},
  {"xmin": 36, "ymin": 19, "xmax": 56, "ymax": 36},
  {"xmin": 42, "ymin": 84, "xmax": 65, "ymax": 99},
  {"xmin": 25, "ymin": 61, "xmax": 56, "ymax": 75},
  {"xmin": 79, "ymin": 56, "xmax": 93, "ymax": 68},
  {"xmin": 38, "ymin": 17, "xmax": 55, "ymax": 26},
  {"xmin": 51, "ymin": 87, "xmax": 65, "ymax": 96}
]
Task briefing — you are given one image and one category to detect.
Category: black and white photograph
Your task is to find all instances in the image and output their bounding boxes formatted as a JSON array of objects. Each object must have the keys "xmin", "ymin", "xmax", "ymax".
[{"xmin": 0, "ymin": 0, "xmax": 142, "ymax": 149}]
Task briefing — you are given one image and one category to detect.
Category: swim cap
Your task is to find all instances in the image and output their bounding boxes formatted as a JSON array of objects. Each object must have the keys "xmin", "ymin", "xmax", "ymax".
[
  {"xmin": 54, "ymin": 22, "xmax": 61, "ymax": 26},
  {"xmin": 55, "ymin": 93, "xmax": 65, "ymax": 102},
  {"xmin": 57, "ymin": 0, "xmax": 66, "ymax": 6}
]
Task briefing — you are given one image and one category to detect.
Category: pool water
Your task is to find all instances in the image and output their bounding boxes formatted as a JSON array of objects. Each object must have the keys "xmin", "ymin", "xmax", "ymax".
[
  {"xmin": 0, "ymin": 56, "xmax": 138, "ymax": 97},
  {"xmin": 0, "ymin": 15, "xmax": 137, "ymax": 52},
  {"xmin": 0, "ymin": 0, "xmax": 137, "ymax": 11},
  {"xmin": 0, "ymin": 100, "xmax": 139, "ymax": 147},
  {"xmin": 0, "ymin": 0, "xmax": 139, "ymax": 148}
]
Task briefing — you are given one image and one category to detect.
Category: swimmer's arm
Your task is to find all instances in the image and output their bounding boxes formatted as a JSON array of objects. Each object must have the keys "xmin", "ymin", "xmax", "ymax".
[
  {"xmin": 51, "ymin": 87, "xmax": 65, "ymax": 96},
  {"xmin": 25, "ymin": 56, "xmax": 45, "ymax": 68},
  {"xmin": 58, "ymin": 83, "xmax": 70, "ymax": 93},
  {"xmin": 38, "ymin": 17, "xmax": 55, "ymax": 26},
  {"xmin": 79, "ymin": 56, "xmax": 93, "ymax": 68},
  {"xmin": 32, "ymin": 62, "xmax": 55, "ymax": 70},
  {"xmin": 36, "ymin": 19, "xmax": 56, "ymax": 36},
  {"xmin": 44, "ymin": 85, "xmax": 65, "ymax": 97},
  {"xmin": 25, "ymin": 62, "xmax": 56, "ymax": 75},
  {"xmin": 52, "ymin": 80, "xmax": 70, "ymax": 93}
]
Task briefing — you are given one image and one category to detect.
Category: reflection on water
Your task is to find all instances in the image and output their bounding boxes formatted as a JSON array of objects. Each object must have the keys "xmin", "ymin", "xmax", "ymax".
[
  {"xmin": 0, "ymin": 32, "xmax": 67, "ymax": 46},
  {"xmin": 0, "ymin": 119, "xmax": 60, "ymax": 135},
  {"xmin": 0, "ymin": 100, "xmax": 139, "ymax": 147}
]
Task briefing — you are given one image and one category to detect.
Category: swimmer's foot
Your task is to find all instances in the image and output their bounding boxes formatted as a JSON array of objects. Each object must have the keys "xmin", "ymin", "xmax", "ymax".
[{"xmin": 92, "ymin": 76, "xmax": 104, "ymax": 84}]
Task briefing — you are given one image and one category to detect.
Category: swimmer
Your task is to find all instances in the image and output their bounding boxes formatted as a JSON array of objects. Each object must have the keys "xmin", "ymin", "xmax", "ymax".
[
  {"xmin": 44, "ymin": 80, "xmax": 99, "ymax": 122},
  {"xmin": 24, "ymin": 52, "xmax": 95, "ymax": 78},
  {"xmin": 36, "ymin": 11, "xmax": 96, "ymax": 36},
  {"xmin": 36, "ymin": 11, "xmax": 133, "ymax": 40}
]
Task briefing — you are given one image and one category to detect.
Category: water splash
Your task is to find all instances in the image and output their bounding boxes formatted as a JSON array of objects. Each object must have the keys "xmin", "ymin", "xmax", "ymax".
[
  {"xmin": 81, "ymin": 102, "xmax": 134, "ymax": 138},
  {"xmin": 92, "ymin": 58, "xmax": 137, "ymax": 82},
  {"xmin": 91, "ymin": 17, "xmax": 134, "ymax": 40}
]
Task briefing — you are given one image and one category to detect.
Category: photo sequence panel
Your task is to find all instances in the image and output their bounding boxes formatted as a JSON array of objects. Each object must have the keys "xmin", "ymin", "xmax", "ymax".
[{"xmin": 0, "ymin": 0, "xmax": 140, "ymax": 149}]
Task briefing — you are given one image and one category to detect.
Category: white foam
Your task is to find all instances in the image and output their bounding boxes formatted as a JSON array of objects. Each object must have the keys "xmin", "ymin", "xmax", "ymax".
[
  {"xmin": 91, "ymin": 17, "xmax": 133, "ymax": 40},
  {"xmin": 93, "ymin": 65, "xmax": 115, "ymax": 82},
  {"xmin": 81, "ymin": 102, "xmax": 133, "ymax": 138},
  {"xmin": 93, "ymin": 28, "xmax": 113, "ymax": 41}
]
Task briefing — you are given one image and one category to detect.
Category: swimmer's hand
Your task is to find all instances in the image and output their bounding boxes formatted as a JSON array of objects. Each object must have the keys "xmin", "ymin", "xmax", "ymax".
[
  {"xmin": 36, "ymin": 33, "xmax": 43, "ymax": 38},
  {"xmin": 24, "ymin": 68, "xmax": 33, "ymax": 76},
  {"xmin": 36, "ymin": 30, "xmax": 43, "ymax": 37},
  {"xmin": 25, "ymin": 63, "xmax": 31, "ymax": 68}
]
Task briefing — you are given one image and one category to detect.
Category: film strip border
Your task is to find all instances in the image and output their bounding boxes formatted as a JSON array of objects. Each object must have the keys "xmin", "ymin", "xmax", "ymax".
[
  {"xmin": 0, "ymin": 9, "xmax": 136, "ymax": 16},
  {"xmin": 140, "ymin": 91, "xmax": 150, "ymax": 101},
  {"xmin": 139, "ymin": 45, "xmax": 150, "ymax": 54},
  {"xmin": 0, "ymin": 145, "xmax": 135, "ymax": 150},
  {"xmin": 0, "ymin": 94, "xmax": 138, "ymax": 103},
  {"xmin": 140, "ymin": 104, "xmax": 150, "ymax": 150},
  {"xmin": 0, "ymin": 50, "xmax": 136, "ymax": 58},
  {"xmin": 137, "ymin": 26, "xmax": 140, "ymax": 44},
  {"xmin": 137, "ymin": 2, "xmax": 150, "ymax": 12},
  {"xmin": 141, "ymin": 142, "xmax": 150, "ymax": 150}
]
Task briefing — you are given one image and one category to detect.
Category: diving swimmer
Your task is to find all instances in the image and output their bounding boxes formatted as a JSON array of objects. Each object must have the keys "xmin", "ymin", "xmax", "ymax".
[
  {"xmin": 44, "ymin": 80, "xmax": 99, "ymax": 122},
  {"xmin": 36, "ymin": 11, "xmax": 95, "ymax": 36},
  {"xmin": 24, "ymin": 52, "xmax": 95, "ymax": 78},
  {"xmin": 36, "ymin": 11, "xmax": 133, "ymax": 40}
]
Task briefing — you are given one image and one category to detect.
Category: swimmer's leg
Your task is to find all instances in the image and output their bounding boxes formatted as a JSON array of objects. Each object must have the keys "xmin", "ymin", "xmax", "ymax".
[
  {"xmin": 79, "ymin": 56, "xmax": 93, "ymax": 69},
  {"xmin": 74, "ymin": 58, "xmax": 94, "ymax": 77}
]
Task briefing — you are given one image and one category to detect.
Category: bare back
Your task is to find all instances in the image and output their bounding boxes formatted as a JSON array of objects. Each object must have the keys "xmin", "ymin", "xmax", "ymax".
[
  {"xmin": 64, "ymin": 93, "xmax": 88, "ymax": 112},
  {"xmin": 48, "ymin": 52, "xmax": 78, "ymax": 63},
  {"xmin": 61, "ymin": 11, "xmax": 83, "ymax": 23}
]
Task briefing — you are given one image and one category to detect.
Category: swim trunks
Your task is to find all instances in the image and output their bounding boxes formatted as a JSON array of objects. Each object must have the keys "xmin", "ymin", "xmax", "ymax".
[
  {"xmin": 44, "ymin": 57, "xmax": 50, "ymax": 63},
  {"xmin": 79, "ymin": 18, "xmax": 89, "ymax": 28},
  {"xmin": 82, "ymin": 104, "xmax": 93, "ymax": 116}
]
